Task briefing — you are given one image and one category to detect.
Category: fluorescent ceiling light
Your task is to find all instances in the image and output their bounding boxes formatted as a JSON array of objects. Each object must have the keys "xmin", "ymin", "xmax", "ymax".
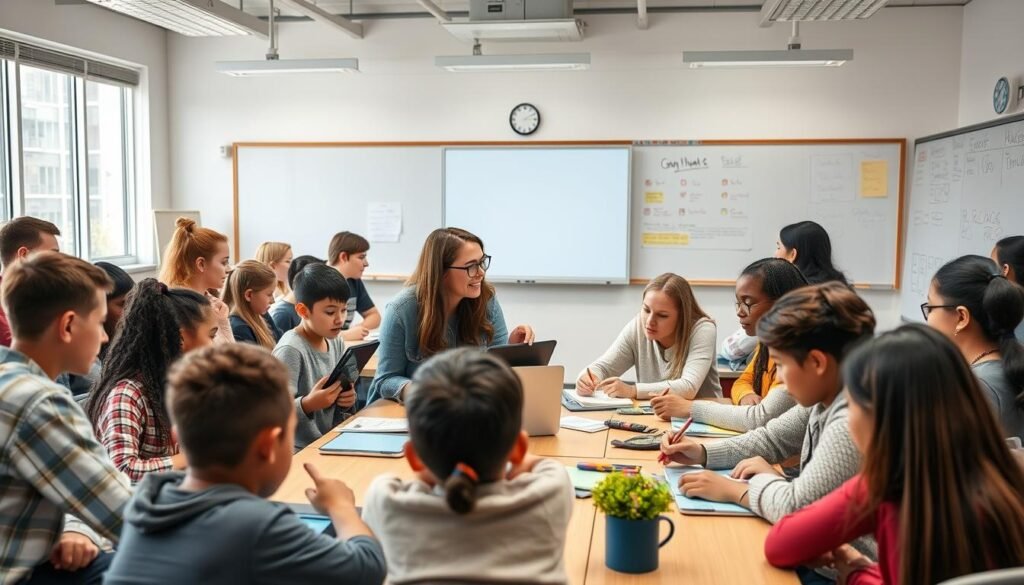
[
  {"xmin": 761, "ymin": 0, "xmax": 889, "ymax": 26},
  {"xmin": 435, "ymin": 53, "xmax": 590, "ymax": 72},
  {"xmin": 683, "ymin": 49, "xmax": 853, "ymax": 69},
  {"xmin": 84, "ymin": 0, "xmax": 267, "ymax": 37},
  {"xmin": 216, "ymin": 58, "xmax": 359, "ymax": 76},
  {"xmin": 441, "ymin": 19, "xmax": 584, "ymax": 43}
]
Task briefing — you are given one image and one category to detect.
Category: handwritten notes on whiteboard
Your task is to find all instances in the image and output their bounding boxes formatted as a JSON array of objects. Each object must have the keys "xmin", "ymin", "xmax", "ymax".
[
  {"xmin": 367, "ymin": 202, "xmax": 402, "ymax": 243},
  {"xmin": 639, "ymin": 154, "xmax": 753, "ymax": 250}
]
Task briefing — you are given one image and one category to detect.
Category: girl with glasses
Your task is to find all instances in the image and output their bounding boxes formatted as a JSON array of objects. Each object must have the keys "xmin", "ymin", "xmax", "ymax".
[{"xmin": 367, "ymin": 228, "xmax": 534, "ymax": 404}]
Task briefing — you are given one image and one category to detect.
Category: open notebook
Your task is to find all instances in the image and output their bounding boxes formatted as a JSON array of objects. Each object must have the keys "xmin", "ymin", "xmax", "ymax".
[
  {"xmin": 663, "ymin": 466, "xmax": 754, "ymax": 516},
  {"xmin": 671, "ymin": 417, "xmax": 742, "ymax": 438},
  {"xmin": 561, "ymin": 389, "xmax": 633, "ymax": 411}
]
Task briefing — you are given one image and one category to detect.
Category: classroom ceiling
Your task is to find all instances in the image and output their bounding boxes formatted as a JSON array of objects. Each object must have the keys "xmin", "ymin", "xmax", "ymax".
[{"xmin": 232, "ymin": 0, "xmax": 971, "ymax": 19}]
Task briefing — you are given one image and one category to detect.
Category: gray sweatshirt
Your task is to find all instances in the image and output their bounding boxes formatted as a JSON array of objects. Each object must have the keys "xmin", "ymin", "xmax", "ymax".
[
  {"xmin": 580, "ymin": 315, "xmax": 721, "ymax": 400},
  {"xmin": 273, "ymin": 329, "xmax": 353, "ymax": 449},
  {"xmin": 362, "ymin": 458, "xmax": 573, "ymax": 584},
  {"xmin": 690, "ymin": 386, "xmax": 798, "ymax": 432},
  {"xmin": 973, "ymin": 359, "xmax": 1024, "ymax": 441},
  {"xmin": 103, "ymin": 471, "xmax": 386, "ymax": 585}
]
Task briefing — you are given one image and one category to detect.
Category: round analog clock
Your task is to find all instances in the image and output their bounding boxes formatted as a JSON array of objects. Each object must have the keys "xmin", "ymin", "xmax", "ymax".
[
  {"xmin": 509, "ymin": 103, "xmax": 540, "ymax": 136},
  {"xmin": 994, "ymin": 77, "xmax": 1011, "ymax": 115}
]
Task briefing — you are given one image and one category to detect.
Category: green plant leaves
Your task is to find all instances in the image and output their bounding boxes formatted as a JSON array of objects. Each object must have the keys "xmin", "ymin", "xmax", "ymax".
[{"xmin": 591, "ymin": 472, "xmax": 672, "ymax": 521}]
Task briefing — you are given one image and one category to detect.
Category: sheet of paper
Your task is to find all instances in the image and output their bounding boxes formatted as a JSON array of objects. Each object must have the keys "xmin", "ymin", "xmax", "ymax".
[
  {"xmin": 670, "ymin": 418, "xmax": 741, "ymax": 437},
  {"xmin": 663, "ymin": 466, "xmax": 754, "ymax": 516},
  {"xmin": 560, "ymin": 416, "xmax": 607, "ymax": 433},
  {"xmin": 338, "ymin": 417, "xmax": 408, "ymax": 433},
  {"xmin": 367, "ymin": 202, "xmax": 402, "ymax": 243},
  {"xmin": 565, "ymin": 467, "xmax": 611, "ymax": 491},
  {"xmin": 562, "ymin": 389, "xmax": 633, "ymax": 408},
  {"xmin": 860, "ymin": 160, "xmax": 889, "ymax": 198}
]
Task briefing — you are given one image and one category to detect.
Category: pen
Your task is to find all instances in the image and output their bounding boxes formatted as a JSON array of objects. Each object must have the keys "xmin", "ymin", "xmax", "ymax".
[
  {"xmin": 658, "ymin": 418, "xmax": 693, "ymax": 465},
  {"xmin": 577, "ymin": 462, "xmax": 642, "ymax": 473},
  {"xmin": 587, "ymin": 367, "xmax": 597, "ymax": 387}
]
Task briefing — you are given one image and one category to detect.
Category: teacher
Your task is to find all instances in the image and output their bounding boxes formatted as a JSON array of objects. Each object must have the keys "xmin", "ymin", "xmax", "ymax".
[{"xmin": 367, "ymin": 227, "xmax": 535, "ymax": 403}]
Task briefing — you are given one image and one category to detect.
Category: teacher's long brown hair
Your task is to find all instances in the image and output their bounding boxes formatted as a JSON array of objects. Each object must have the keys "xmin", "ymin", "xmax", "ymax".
[
  {"xmin": 844, "ymin": 324, "xmax": 1024, "ymax": 584},
  {"xmin": 407, "ymin": 228, "xmax": 495, "ymax": 358}
]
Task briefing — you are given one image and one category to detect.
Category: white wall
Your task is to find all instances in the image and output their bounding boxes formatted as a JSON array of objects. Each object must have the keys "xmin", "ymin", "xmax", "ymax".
[
  {"xmin": 959, "ymin": 0, "xmax": 1024, "ymax": 127},
  {"xmin": 0, "ymin": 0, "xmax": 170, "ymax": 267},
  {"xmin": 167, "ymin": 7, "xmax": 964, "ymax": 379}
]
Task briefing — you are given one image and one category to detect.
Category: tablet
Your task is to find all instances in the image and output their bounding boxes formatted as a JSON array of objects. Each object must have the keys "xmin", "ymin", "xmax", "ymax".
[
  {"xmin": 324, "ymin": 340, "xmax": 380, "ymax": 387},
  {"xmin": 318, "ymin": 431, "xmax": 408, "ymax": 457},
  {"xmin": 486, "ymin": 340, "xmax": 557, "ymax": 367}
]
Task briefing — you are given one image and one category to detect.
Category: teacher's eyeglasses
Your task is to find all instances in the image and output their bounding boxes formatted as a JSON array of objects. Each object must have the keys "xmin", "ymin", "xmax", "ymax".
[{"xmin": 446, "ymin": 254, "xmax": 491, "ymax": 278}]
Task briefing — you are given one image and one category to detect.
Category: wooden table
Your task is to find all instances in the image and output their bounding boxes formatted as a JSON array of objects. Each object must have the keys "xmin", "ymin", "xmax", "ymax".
[{"xmin": 273, "ymin": 401, "xmax": 796, "ymax": 585}]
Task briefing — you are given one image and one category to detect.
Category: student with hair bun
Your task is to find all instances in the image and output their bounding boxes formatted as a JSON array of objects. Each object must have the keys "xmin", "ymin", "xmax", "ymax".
[
  {"xmin": 362, "ymin": 348, "xmax": 573, "ymax": 584},
  {"xmin": 158, "ymin": 216, "xmax": 234, "ymax": 343},
  {"xmin": 992, "ymin": 235, "xmax": 1024, "ymax": 342},
  {"xmin": 924, "ymin": 254, "xmax": 1024, "ymax": 439}
]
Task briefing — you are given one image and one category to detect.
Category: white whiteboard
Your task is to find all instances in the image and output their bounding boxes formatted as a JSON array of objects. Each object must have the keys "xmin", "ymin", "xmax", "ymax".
[
  {"xmin": 234, "ymin": 146, "xmax": 442, "ymax": 274},
  {"xmin": 631, "ymin": 142, "xmax": 904, "ymax": 287},
  {"xmin": 153, "ymin": 209, "xmax": 200, "ymax": 264},
  {"xmin": 899, "ymin": 113, "xmax": 1024, "ymax": 321},
  {"xmin": 443, "ymin": 147, "xmax": 631, "ymax": 284}
]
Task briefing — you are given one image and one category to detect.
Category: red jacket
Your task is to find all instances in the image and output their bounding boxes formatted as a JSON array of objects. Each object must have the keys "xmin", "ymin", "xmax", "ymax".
[{"xmin": 764, "ymin": 475, "xmax": 898, "ymax": 585}]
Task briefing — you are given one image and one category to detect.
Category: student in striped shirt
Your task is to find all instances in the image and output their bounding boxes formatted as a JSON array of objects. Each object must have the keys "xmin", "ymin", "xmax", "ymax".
[{"xmin": 0, "ymin": 252, "xmax": 131, "ymax": 584}]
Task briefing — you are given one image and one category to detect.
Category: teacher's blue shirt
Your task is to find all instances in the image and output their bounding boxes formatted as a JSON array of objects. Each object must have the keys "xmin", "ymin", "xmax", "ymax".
[{"xmin": 367, "ymin": 286, "xmax": 509, "ymax": 403}]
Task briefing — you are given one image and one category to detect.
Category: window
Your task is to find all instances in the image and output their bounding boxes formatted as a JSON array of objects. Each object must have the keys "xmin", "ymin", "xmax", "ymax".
[{"xmin": 0, "ymin": 37, "xmax": 139, "ymax": 263}]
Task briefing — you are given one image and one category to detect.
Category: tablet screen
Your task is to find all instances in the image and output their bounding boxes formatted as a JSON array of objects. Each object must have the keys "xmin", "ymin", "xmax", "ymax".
[{"xmin": 298, "ymin": 514, "xmax": 332, "ymax": 534}]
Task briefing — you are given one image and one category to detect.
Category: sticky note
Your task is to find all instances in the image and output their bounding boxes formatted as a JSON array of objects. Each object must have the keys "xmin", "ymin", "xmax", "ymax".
[
  {"xmin": 645, "ymin": 191, "xmax": 664, "ymax": 204},
  {"xmin": 642, "ymin": 232, "xmax": 690, "ymax": 247},
  {"xmin": 860, "ymin": 160, "xmax": 888, "ymax": 198}
]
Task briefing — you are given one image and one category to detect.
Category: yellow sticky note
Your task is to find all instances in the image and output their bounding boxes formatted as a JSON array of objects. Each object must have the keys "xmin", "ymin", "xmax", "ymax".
[
  {"xmin": 860, "ymin": 160, "xmax": 888, "ymax": 198},
  {"xmin": 645, "ymin": 192, "xmax": 664, "ymax": 204},
  {"xmin": 642, "ymin": 232, "xmax": 690, "ymax": 247}
]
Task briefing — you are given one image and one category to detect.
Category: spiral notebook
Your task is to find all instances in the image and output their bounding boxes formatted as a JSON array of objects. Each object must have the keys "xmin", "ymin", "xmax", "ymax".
[{"xmin": 663, "ymin": 466, "xmax": 754, "ymax": 516}]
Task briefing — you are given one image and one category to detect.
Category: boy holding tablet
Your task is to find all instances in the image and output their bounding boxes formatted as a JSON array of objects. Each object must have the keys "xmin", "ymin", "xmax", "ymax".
[{"xmin": 273, "ymin": 264, "xmax": 356, "ymax": 449}]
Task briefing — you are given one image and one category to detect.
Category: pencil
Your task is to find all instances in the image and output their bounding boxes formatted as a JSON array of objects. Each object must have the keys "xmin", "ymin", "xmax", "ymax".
[
  {"xmin": 587, "ymin": 367, "xmax": 597, "ymax": 386},
  {"xmin": 658, "ymin": 417, "xmax": 693, "ymax": 465}
]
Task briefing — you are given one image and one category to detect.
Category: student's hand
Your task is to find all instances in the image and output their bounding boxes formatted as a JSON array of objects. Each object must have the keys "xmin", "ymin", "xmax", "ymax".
[
  {"xmin": 301, "ymin": 376, "xmax": 342, "ymax": 414},
  {"xmin": 207, "ymin": 294, "xmax": 230, "ymax": 321},
  {"xmin": 731, "ymin": 456, "xmax": 782, "ymax": 480},
  {"xmin": 833, "ymin": 544, "xmax": 874, "ymax": 584},
  {"xmin": 507, "ymin": 453, "xmax": 543, "ymax": 480},
  {"xmin": 304, "ymin": 463, "xmax": 374, "ymax": 540},
  {"xmin": 170, "ymin": 452, "xmax": 187, "ymax": 470},
  {"xmin": 342, "ymin": 326, "xmax": 370, "ymax": 341},
  {"xmin": 509, "ymin": 324, "xmax": 535, "ymax": 345},
  {"xmin": 651, "ymin": 394, "xmax": 692, "ymax": 420},
  {"xmin": 678, "ymin": 470, "xmax": 748, "ymax": 505},
  {"xmin": 50, "ymin": 531, "xmax": 99, "ymax": 572},
  {"xmin": 659, "ymin": 434, "xmax": 706, "ymax": 466},
  {"xmin": 738, "ymin": 394, "xmax": 763, "ymax": 406},
  {"xmin": 575, "ymin": 371, "xmax": 597, "ymax": 396},
  {"xmin": 335, "ymin": 384, "xmax": 357, "ymax": 409},
  {"xmin": 596, "ymin": 377, "xmax": 635, "ymax": 399}
]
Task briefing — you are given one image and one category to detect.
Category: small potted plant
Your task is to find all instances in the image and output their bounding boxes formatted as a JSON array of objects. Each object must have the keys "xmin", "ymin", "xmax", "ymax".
[{"xmin": 592, "ymin": 472, "xmax": 675, "ymax": 574}]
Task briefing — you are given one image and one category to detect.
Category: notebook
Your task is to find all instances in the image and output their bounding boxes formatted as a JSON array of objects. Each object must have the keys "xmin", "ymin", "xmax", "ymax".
[
  {"xmin": 662, "ymin": 466, "xmax": 754, "ymax": 516},
  {"xmin": 671, "ymin": 417, "xmax": 742, "ymax": 438},
  {"xmin": 318, "ymin": 432, "xmax": 408, "ymax": 457},
  {"xmin": 561, "ymin": 389, "xmax": 633, "ymax": 411},
  {"xmin": 337, "ymin": 417, "xmax": 408, "ymax": 433}
]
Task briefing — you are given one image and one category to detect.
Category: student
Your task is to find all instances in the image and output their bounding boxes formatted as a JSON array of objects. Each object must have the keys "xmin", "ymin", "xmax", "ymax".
[
  {"xmin": 223, "ymin": 260, "xmax": 283, "ymax": 349},
  {"xmin": 577, "ymin": 272, "xmax": 721, "ymax": 400},
  {"xmin": 58, "ymin": 261, "xmax": 135, "ymax": 396},
  {"xmin": 86, "ymin": 278, "xmax": 219, "ymax": 484},
  {"xmin": 363, "ymin": 348, "xmax": 573, "ymax": 584},
  {"xmin": 775, "ymin": 220, "xmax": 850, "ymax": 286},
  {"xmin": 158, "ymin": 217, "xmax": 233, "ymax": 343},
  {"xmin": 0, "ymin": 252, "xmax": 131, "ymax": 583},
  {"xmin": 254, "ymin": 241, "xmax": 293, "ymax": 300},
  {"xmin": 660, "ymin": 283, "xmax": 878, "ymax": 579},
  {"xmin": 652, "ymin": 259, "xmax": 807, "ymax": 431},
  {"xmin": 102, "ymin": 343, "xmax": 387, "ymax": 585},
  {"xmin": 0, "ymin": 216, "xmax": 61, "ymax": 346},
  {"xmin": 993, "ymin": 235, "xmax": 1024, "ymax": 342},
  {"xmin": 367, "ymin": 228, "xmax": 534, "ymax": 404},
  {"xmin": 272, "ymin": 263, "xmax": 357, "ymax": 450},
  {"xmin": 764, "ymin": 325, "xmax": 1024, "ymax": 585},
  {"xmin": 327, "ymin": 231, "xmax": 380, "ymax": 341},
  {"xmin": 270, "ymin": 255, "xmax": 323, "ymax": 333},
  {"xmin": 923, "ymin": 255, "xmax": 1024, "ymax": 440}
]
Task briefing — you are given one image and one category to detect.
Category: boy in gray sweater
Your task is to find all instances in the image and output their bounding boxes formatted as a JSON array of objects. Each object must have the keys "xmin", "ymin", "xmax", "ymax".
[
  {"xmin": 103, "ymin": 344, "xmax": 385, "ymax": 585},
  {"xmin": 273, "ymin": 263, "xmax": 357, "ymax": 449}
]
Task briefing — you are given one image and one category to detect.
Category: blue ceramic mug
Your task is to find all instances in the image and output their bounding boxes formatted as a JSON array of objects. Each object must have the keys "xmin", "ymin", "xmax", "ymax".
[{"xmin": 605, "ymin": 515, "xmax": 676, "ymax": 574}]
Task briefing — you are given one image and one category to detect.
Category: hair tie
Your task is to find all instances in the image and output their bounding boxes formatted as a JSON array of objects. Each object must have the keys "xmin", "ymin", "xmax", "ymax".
[
  {"xmin": 988, "ymin": 273, "xmax": 1006, "ymax": 283},
  {"xmin": 452, "ymin": 462, "xmax": 479, "ymax": 484}
]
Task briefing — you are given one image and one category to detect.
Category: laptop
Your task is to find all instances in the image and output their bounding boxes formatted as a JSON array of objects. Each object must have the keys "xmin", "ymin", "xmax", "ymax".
[
  {"xmin": 513, "ymin": 365, "xmax": 564, "ymax": 437},
  {"xmin": 487, "ymin": 340, "xmax": 557, "ymax": 367}
]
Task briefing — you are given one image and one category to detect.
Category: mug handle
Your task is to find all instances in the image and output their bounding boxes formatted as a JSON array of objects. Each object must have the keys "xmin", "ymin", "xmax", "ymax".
[{"xmin": 658, "ymin": 516, "xmax": 676, "ymax": 548}]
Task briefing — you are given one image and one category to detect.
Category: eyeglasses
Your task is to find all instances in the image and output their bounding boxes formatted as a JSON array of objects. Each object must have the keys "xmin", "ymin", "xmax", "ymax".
[
  {"xmin": 734, "ymin": 299, "xmax": 762, "ymax": 316},
  {"xmin": 920, "ymin": 302, "xmax": 956, "ymax": 320},
  {"xmin": 446, "ymin": 254, "xmax": 491, "ymax": 278}
]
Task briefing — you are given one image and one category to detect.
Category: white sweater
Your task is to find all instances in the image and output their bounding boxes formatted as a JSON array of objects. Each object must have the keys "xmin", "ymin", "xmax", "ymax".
[
  {"xmin": 362, "ymin": 459, "xmax": 574, "ymax": 585},
  {"xmin": 580, "ymin": 315, "xmax": 721, "ymax": 400},
  {"xmin": 690, "ymin": 386, "xmax": 798, "ymax": 432}
]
